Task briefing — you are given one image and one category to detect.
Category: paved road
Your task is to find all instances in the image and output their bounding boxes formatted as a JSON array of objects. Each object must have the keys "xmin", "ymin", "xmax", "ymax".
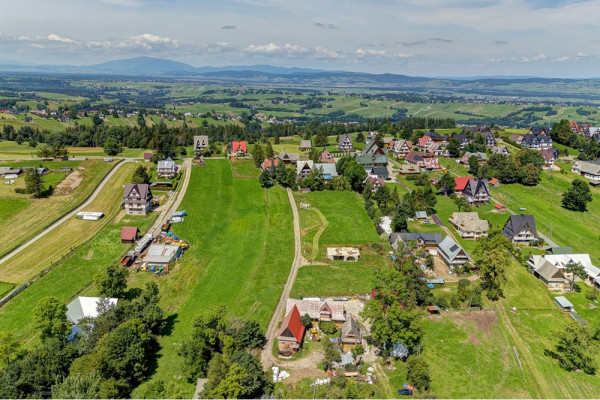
[
  {"xmin": 150, "ymin": 159, "xmax": 192, "ymax": 236},
  {"xmin": 261, "ymin": 187, "xmax": 304, "ymax": 370},
  {"xmin": 0, "ymin": 159, "xmax": 128, "ymax": 266}
]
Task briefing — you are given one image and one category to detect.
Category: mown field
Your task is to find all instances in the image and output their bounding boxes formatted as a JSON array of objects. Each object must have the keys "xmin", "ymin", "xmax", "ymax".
[
  {"xmin": 0, "ymin": 164, "xmax": 157, "ymax": 341},
  {"xmin": 0, "ymin": 159, "xmax": 116, "ymax": 258},
  {"xmin": 0, "ymin": 141, "xmax": 148, "ymax": 158},
  {"xmin": 131, "ymin": 159, "xmax": 295, "ymax": 396},
  {"xmin": 0, "ymin": 162, "xmax": 137, "ymax": 284}
]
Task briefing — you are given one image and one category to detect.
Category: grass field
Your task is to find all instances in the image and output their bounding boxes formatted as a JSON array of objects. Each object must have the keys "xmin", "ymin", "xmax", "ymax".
[
  {"xmin": 230, "ymin": 158, "xmax": 261, "ymax": 177},
  {"xmin": 0, "ymin": 141, "xmax": 148, "ymax": 159},
  {"xmin": 131, "ymin": 159, "xmax": 295, "ymax": 396},
  {"xmin": 0, "ymin": 159, "xmax": 116, "ymax": 258},
  {"xmin": 0, "ymin": 162, "xmax": 138, "ymax": 284},
  {"xmin": 0, "ymin": 198, "xmax": 30, "ymax": 218},
  {"xmin": 0, "ymin": 282, "xmax": 13, "ymax": 298}
]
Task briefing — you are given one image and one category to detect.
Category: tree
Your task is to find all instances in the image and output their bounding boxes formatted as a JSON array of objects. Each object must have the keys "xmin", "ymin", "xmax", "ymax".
[
  {"xmin": 519, "ymin": 163, "xmax": 541, "ymax": 186},
  {"xmin": 236, "ymin": 321, "xmax": 265, "ymax": 349},
  {"xmin": 94, "ymin": 265, "xmax": 128, "ymax": 298},
  {"xmin": 24, "ymin": 168, "xmax": 44, "ymax": 198},
  {"xmin": 454, "ymin": 196, "xmax": 471, "ymax": 212},
  {"xmin": 258, "ymin": 169, "xmax": 273, "ymax": 188},
  {"xmin": 264, "ymin": 141, "xmax": 274, "ymax": 159},
  {"xmin": 308, "ymin": 148, "xmax": 320, "ymax": 163},
  {"xmin": 435, "ymin": 173, "xmax": 455, "ymax": 196},
  {"xmin": 0, "ymin": 332, "xmax": 21, "ymax": 370},
  {"xmin": 562, "ymin": 178, "xmax": 593, "ymax": 212},
  {"xmin": 468, "ymin": 155, "xmax": 479, "ymax": 176},
  {"xmin": 550, "ymin": 119, "xmax": 577, "ymax": 146},
  {"xmin": 92, "ymin": 114, "xmax": 103, "ymax": 127},
  {"xmin": 478, "ymin": 248, "xmax": 509, "ymax": 300},
  {"xmin": 51, "ymin": 372, "xmax": 101, "ymax": 399},
  {"xmin": 373, "ymin": 186, "xmax": 391, "ymax": 209},
  {"xmin": 392, "ymin": 211, "xmax": 407, "ymax": 232},
  {"xmin": 446, "ymin": 137, "xmax": 461, "ymax": 158},
  {"xmin": 356, "ymin": 132, "xmax": 365, "ymax": 143},
  {"xmin": 351, "ymin": 343, "xmax": 365, "ymax": 358},
  {"xmin": 565, "ymin": 262, "xmax": 587, "ymax": 291},
  {"xmin": 330, "ymin": 175, "xmax": 351, "ymax": 191},
  {"xmin": 137, "ymin": 113, "xmax": 146, "ymax": 128},
  {"xmin": 252, "ymin": 143, "xmax": 264, "ymax": 167},
  {"xmin": 322, "ymin": 339, "xmax": 340, "ymax": 371},
  {"xmin": 103, "ymin": 137, "xmax": 121, "ymax": 156},
  {"xmin": 313, "ymin": 130, "xmax": 328, "ymax": 147},
  {"xmin": 132, "ymin": 164, "xmax": 150, "ymax": 184},
  {"xmin": 406, "ymin": 355, "xmax": 431, "ymax": 391},
  {"xmin": 34, "ymin": 297, "xmax": 68, "ymax": 341},
  {"xmin": 553, "ymin": 322, "xmax": 596, "ymax": 374},
  {"xmin": 300, "ymin": 313, "xmax": 312, "ymax": 328},
  {"xmin": 343, "ymin": 161, "xmax": 367, "ymax": 192}
]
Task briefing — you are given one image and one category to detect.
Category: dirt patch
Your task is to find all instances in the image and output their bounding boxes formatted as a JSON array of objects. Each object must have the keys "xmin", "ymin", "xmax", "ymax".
[
  {"xmin": 427, "ymin": 254, "xmax": 479, "ymax": 283},
  {"xmin": 82, "ymin": 249, "xmax": 94, "ymax": 260},
  {"xmin": 113, "ymin": 209, "xmax": 126, "ymax": 224},
  {"xmin": 466, "ymin": 332, "xmax": 482, "ymax": 346},
  {"xmin": 434, "ymin": 309, "xmax": 498, "ymax": 335},
  {"xmin": 55, "ymin": 170, "xmax": 83, "ymax": 195}
]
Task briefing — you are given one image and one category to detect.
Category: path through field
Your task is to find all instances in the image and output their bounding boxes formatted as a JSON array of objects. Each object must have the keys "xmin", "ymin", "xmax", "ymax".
[
  {"xmin": 0, "ymin": 159, "xmax": 127, "ymax": 266},
  {"xmin": 150, "ymin": 159, "xmax": 192, "ymax": 236}
]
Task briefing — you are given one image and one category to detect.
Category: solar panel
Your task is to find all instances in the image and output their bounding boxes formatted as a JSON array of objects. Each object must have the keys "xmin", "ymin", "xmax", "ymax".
[{"xmin": 450, "ymin": 244, "xmax": 459, "ymax": 252}]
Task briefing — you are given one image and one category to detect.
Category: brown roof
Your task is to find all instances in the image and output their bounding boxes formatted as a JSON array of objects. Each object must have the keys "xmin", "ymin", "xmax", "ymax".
[
  {"xmin": 121, "ymin": 226, "xmax": 139, "ymax": 241},
  {"xmin": 123, "ymin": 183, "xmax": 152, "ymax": 204},
  {"xmin": 286, "ymin": 299, "xmax": 346, "ymax": 322}
]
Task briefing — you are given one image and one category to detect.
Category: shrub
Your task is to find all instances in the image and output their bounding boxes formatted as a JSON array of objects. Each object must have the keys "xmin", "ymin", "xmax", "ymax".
[{"xmin": 320, "ymin": 321, "xmax": 337, "ymax": 335}]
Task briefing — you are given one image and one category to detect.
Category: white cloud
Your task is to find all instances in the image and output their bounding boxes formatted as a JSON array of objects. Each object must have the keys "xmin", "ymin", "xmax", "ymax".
[
  {"xmin": 47, "ymin": 34, "xmax": 78, "ymax": 44},
  {"xmin": 98, "ymin": 0, "xmax": 142, "ymax": 7},
  {"xmin": 244, "ymin": 42, "xmax": 308, "ymax": 54},
  {"xmin": 553, "ymin": 56, "xmax": 569, "ymax": 62}
]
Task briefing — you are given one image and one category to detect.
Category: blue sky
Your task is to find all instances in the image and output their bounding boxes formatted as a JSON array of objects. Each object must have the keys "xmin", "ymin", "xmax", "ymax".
[{"xmin": 1, "ymin": 0, "xmax": 599, "ymax": 77}]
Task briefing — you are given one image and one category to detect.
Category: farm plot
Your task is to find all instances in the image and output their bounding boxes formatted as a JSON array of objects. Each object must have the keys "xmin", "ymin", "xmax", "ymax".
[
  {"xmin": 230, "ymin": 158, "xmax": 261, "ymax": 177},
  {"xmin": 0, "ymin": 159, "xmax": 115, "ymax": 258},
  {"xmin": 0, "ymin": 162, "xmax": 137, "ymax": 284},
  {"xmin": 132, "ymin": 159, "xmax": 294, "ymax": 396}
]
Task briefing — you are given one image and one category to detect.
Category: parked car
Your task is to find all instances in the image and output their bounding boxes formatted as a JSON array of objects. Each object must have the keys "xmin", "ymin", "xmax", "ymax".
[{"xmin": 397, "ymin": 389, "xmax": 413, "ymax": 396}]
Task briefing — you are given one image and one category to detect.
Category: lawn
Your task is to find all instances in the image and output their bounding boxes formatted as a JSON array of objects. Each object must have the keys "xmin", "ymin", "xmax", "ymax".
[
  {"xmin": 0, "ymin": 198, "xmax": 30, "ymax": 218},
  {"xmin": 0, "ymin": 282, "xmax": 13, "ymax": 298},
  {"xmin": 230, "ymin": 158, "xmax": 261, "ymax": 177},
  {"xmin": 0, "ymin": 159, "xmax": 116, "ymax": 258},
  {"xmin": 131, "ymin": 159, "xmax": 295, "ymax": 396},
  {"xmin": 0, "ymin": 162, "xmax": 138, "ymax": 284},
  {"xmin": 0, "ymin": 141, "xmax": 148, "ymax": 158}
]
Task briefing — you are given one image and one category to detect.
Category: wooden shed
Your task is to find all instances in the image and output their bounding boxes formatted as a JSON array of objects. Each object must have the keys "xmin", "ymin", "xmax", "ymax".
[{"xmin": 120, "ymin": 226, "xmax": 139, "ymax": 243}]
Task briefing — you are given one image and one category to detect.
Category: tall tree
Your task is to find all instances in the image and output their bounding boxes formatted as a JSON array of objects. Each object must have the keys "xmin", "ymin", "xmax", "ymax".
[
  {"xmin": 406, "ymin": 356, "xmax": 431, "ymax": 391},
  {"xmin": 103, "ymin": 137, "xmax": 121, "ymax": 156},
  {"xmin": 24, "ymin": 168, "xmax": 44, "ymax": 198},
  {"xmin": 553, "ymin": 322, "xmax": 596, "ymax": 374},
  {"xmin": 94, "ymin": 265, "xmax": 128, "ymax": 298},
  {"xmin": 435, "ymin": 173, "xmax": 455, "ymax": 196},
  {"xmin": 562, "ymin": 178, "xmax": 593, "ymax": 212},
  {"xmin": 252, "ymin": 143, "xmax": 264, "ymax": 167},
  {"xmin": 34, "ymin": 297, "xmax": 68, "ymax": 341},
  {"xmin": 446, "ymin": 138, "xmax": 461, "ymax": 158},
  {"xmin": 264, "ymin": 141, "xmax": 274, "ymax": 159},
  {"xmin": 478, "ymin": 248, "xmax": 509, "ymax": 300},
  {"xmin": 468, "ymin": 155, "xmax": 479, "ymax": 176},
  {"xmin": 132, "ymin": 165, "xmax": 150, "ymax": 184}
]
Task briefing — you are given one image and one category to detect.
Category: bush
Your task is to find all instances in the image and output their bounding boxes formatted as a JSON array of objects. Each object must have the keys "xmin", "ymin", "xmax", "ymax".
[
  {"xmin": 586, "ymin": 288, "xmax": 598, "ymax": 301},
  {"xmin": 320, "ymin": 321, "xmax": 338, "ymax": 335}
]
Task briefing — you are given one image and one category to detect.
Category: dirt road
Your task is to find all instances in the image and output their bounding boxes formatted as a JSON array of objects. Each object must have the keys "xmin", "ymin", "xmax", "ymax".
[
  {"xmin": 261, "ymin": 187, "xmax": 305, "ymax": 369},
  {"xmin": 0, "ymin": 158, "xmax": 127, "ymax": 266},
  {"xmin": 150, "ymin": 159, "xmax": 192, "ymax": 236}
]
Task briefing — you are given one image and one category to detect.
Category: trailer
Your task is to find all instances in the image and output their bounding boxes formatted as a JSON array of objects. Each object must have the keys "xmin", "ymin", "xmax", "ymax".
[
  {"xmin": 120, "ymin": 251, "xmax": 136, "ymax": 267},
  {"xmin": 170, "ymin": 216, "xmax": 184, "ymax": 223},
  {"xmin": 172, "ymin": 210, "xmax": 187, "ymax": 218},
  {"xmin": 135, "ymin": 234, "xmax": 154, "ymax": 253}
]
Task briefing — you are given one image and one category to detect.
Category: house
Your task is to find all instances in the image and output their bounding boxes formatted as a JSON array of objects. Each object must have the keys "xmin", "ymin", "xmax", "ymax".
[
  {"xmin": 382, "ymin": 137, "xmax": 395, "ymax": 148},
  {"xmin": 120, "ymin": 226, "xmax": 139, "ymax": 243},
  {"xmin": 415, "ymin": 211, "xmax": 428, "ymax": 220},
  {"xmin": 286, "ymin": 298, "xmax": 347, "ymax": 326},
  {"xmin": 459, "ymin": 152, "xmax": 488, "ymax": 165},
  {"xmin": 231, "ymin": 141, "xmax": 248, "ymax": 155},
  {"xmin": 277, "ymin": 305, "xmax": 306, "ymax": 356},
  {"xmin": 157, "ymin": 157, "xmax": 178, "ymax": 178},
  {"xmin": 454, "ymin": 177, "xmax": 490, "ymax": 205},
  {"xmin": 448, "ymin": 212, "xmax": 489, "ymax": 239},
  {"xmin": 491, "ymin": 146, "xmax": 509, "ymax": 156},
  {"xmin": 369, "ymin": 167, "xmax": 389, "ymax": 180},
  {"xmin": 314, "ymin": 163, "xmax": 338, "ymax": 180},
  {"xmin": 540, "ymin": 149, "xmax": 558, "ymax": 168},
  {"xmin": 466, "ymin": 125, "xmax": 492, "ymax": 135},
  {"xmin": 319, "ymin": 149, "xmax": 336, "ymax": 163},
  {"xmin": 405, "ymin": 152, "xmax": 441, "ymax": 170},
  {"xmin": 391, "ymin": 139, "xmax": 412, "ymax": 158},
  {"xmin": 398, "ymin": 163, "xmax": 421, "ymax": 175},
  {"xmin": 66, "ymin": 296, "xmax": 118, "ymax": 325},
  {"xmin": 260, "ymin": 158, "xmax": 279, "ymax": 172},
  {"xmin": 341, "ymin": 316, "xmax": 362, "ymax": 349},
  {"xmin": 24, "ymin": 116, "xmax": 33, "ymax": 123},
  {"xmin": 123, "ymin": 183, "xmax": 152, "ymax": 215},
  {"xmin": 528, "ymin": 127, "xmax": 549, "ymax": 136},
  {"xmin": 338, "ymin": 134, "xmax": 354, "ymax": 152},
  {"xmin": 502, "ymin": 215, "xmax": 536, "ymax": 244},
  {"xmin": 484, "ymin": 131, "xmax": 496, "ymax": 147},
  {"xmin": 528, "ymin": 253, "xmax": 600, "ymax": 288},
  {"xmin": 356, "ymin": 139, "xmax": 388, "ymax": 169},
  {"xmin": 427, "ymin": 132, "xmax": 450, "ymax": 143},
  {"xmin": 327, "ymin": 247, "xmax": 360, "ymax": 262},
  {"xmin": 509, "ymin": 134, "xmax": 525, "ymax": 144},
  {"xmin": 299, "ymin": 139, "xmax": 312, "ymax": 151},
  {"xmin": 278, "ymin": 150, "xmax": 300, "ymax": 165},
  {"xmin": 365, "ymin": 176, "xmax": 386, "ymax": 192},
  {"xmin": 143, "ymin": 153, "xmax": 153, "ymax": 162},
  {"xmin": 569, "ymin": 121, "xmax": 579, "ymax": 132},
  {"xmin": 0, "ymin": 167, "xmax": 21, "ymax": 177},
  {"xmin": 490, "ymin": 178, "xmax": 500, "ymax": 187},
  {"xmin": 417, "ymin": 136, "xmax": 433, "ymax": 152},
  {"xmin": 194, "ymin": 135, "xmax": 209, "ymax": 153},
  {"xmin": 438, "ymin": 236, "xmax": 469, "ymax": 269},
  {"xmin": 296, "ymin": 160, "xmax": 314, "ymax": 179},
  {"xmin": 571, "ymin": 160, "xmax": 600, "ymax": 181},
  {"xmin": 554, "ymin": 296, "xmax": 574, "ymax": 312},
  {"xmin": 390, "ymin": 232, "xmax": 442, "ymax": 251},
  {"xmin": 143, "ymin": 244, "xmax": 182, "ymax": 266},
  {"xmin": 453, "ymin": 134, "xmax": 470, "ymax": 149},
  {"xmin": 521, "ymin": 134, "xmax": 553, "ymax": 150},
  {"xmin": 532, "ymin": 260, "xmax": 570, "ymax": 291}
]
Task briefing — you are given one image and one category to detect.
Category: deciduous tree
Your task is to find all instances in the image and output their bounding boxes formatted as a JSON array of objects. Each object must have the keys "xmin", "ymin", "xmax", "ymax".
[{"xmin": 562, "ymin": 178, "xmax": 593, "ymax": 212}]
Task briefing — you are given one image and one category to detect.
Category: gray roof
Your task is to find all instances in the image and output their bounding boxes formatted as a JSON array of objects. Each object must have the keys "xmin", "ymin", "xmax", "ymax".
[
  {"xmin": 341, "ymin": 316, "xmax": 361, "ymax": 342},
  {"xmin": 143, "ymin": 244, "xmax": 182, "ymax": 265},
  {"xmin": 577, "ymin": 161, "xmax": 600, "ymax": 176},
  {"xmin": 535, "ymin": 260, "xmax": 567, "ymax": 282},
  {"xmin": 391, "ymin": 232, "xmax": 442, "ymax": 245},
  {"xmin": 66, "ymin": 296, "xmax": 118, "ymax": 324},
  {"xmin": 300, "ymin": 139, "xmax": 312, "ymax": 148},
  {"xmin": 415, "ymin": 211, "xmax": 428, "ymax": 219},
  {"xmin": 278, "ymin": 151, "xmax": 300, "ymax": 162},
  {"xmin": 554, "ymin": 296, "xmax": 574, "ymax": 309},
  {"xmin": 157, "ymin": 157, "xmax": 177, "ymax": 171},
  {"xmin": 315, "ymin": 163, "xmax": 338, "ymax": 178},
  {"xmin": 194, "ymin": 135, "xmax": 209, "ymax": 148},
  {"xmin": 370, "ymin": 167, "xmax": 389, "ymax": 177},
  {"xmin": 502, "ymin": 215, "xmax": 536, "ymax": 239},
  {"xmin": 0, "ymin": 167, "xmax": 21, "ymax": 175},
  {"xmin": 438, "ymin": 236, "xmax": 467, "ymax": 264},
  {"xmin": 296, "ymin": 160, "xmax": 314, "ymax": 176}
]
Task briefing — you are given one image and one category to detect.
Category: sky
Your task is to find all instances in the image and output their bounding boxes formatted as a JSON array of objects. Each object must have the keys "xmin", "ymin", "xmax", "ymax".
[{"xmin": 1, "ymin": 0, "xmax": 600, "ymax": 78}]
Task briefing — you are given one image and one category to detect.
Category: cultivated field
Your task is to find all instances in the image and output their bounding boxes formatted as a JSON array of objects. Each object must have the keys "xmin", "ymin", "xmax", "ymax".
[
  {"xmin": 0, "ymin": 159, "xmax": 116, "ymax": 258},
  {"xmin": 0, "ymin": 141, "xmax": 148, "ymax": 159},
  {"xmin": 131, "ymin": 159, "xmax": 295, "ymax": 396}
]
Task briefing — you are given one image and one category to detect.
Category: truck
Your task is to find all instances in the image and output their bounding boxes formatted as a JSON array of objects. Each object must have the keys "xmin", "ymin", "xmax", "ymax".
[
  {"xmin": 170, "ymin": 216, "xmax": 184, "ymax": 223},
  {"xmin": 173, "ymin": 210, "xmax": 187, "ymax": 218},
  {"xmin": 120, "ymin": 251, "xmax": 136, "ymax": 267}
]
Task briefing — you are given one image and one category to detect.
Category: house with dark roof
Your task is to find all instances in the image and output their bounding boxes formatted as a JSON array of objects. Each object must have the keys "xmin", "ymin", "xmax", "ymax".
[
  {"xmin": 502, "ymin": 215, "xmax": 537, "ymax": 244},
  {"xmin": 521, "ymin": 134, "xmax": 553, "ymax": 150},
  {"xmin": 277, "ymin": 305, "xmax": 306, "ymax": 356},
  {"xmin": 459, "ymin": 152, "xmax": 488, "ymax": 165},
  {"xmin": 341, "ymin": 315, "xmax": 362, "ymax": 350},
  {"xmin": 438, "ymin": 236, "xmax": 469, "ymax": 269},
  {"xmin": 540, "ymin": 149, "xmax": 559, "ymax": 168},
  {"xmin": 123, "ymin": 183, "xmax": 152, "ymax": 215},
  {"xmin": 509, "ymin": 134, "xmax": 525, "ymax": 144},
  {"xmin": 453, "ymin": 133, "xmax": 470, "ymax": 149},
  {"xmin": 299, "ymin": 139, "xmax": 312, "ymax": 151},
  {"xmin": 338, "ymin": 134, "xmax": 354, "ymax": 152},
  {"xmin": 528, "ymin": 127, "xmax": 549, "ymax": 136},
  {"xmin": 466, "ymin": 125, "xmax": 492, "ymax": 134},
  {"xmin": 491, "ymin": 145, "xmax": 509, "ymax": 156},
  {"xmin": 356, "ymin": 139, "xmax": 388, "ymax": 169},
  {"xmin": 390, "ymin": 232, "xmax": 442, "ymax": 250},
  {"xmin": 427, "ymin": 132, "xmax": 450, "ymax": 143},
  {"xmin": 455, "ymin": 178, "xmax": 490, "ymax": 205},
  {"xmin": 369, "ymin": 167, "xmax": 389, "ymax": 180},
  {"xmin": 194, "ymin": 135, "xmax": 209, "ymax": 153},
  {"xmin": 277, "ymin": 150, "xmax": 300, "ymax": 165},
  {"xmin": 484, "ymin": 131, "xmax": 496, "ymax": 147},
  {"xmin": 365, "ymin": 176, "xmax": 386, "ymax": 192}
]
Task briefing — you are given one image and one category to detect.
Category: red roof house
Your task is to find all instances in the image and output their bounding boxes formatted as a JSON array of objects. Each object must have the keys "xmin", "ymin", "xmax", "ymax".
[
  {"xmin": 454, "ymin": 177, "xmax": 474, "ymax": 191},
  {"xmin": 260, "ymin": 158, "xmax": 279, "ymax": 171},
  {"xmin": 232, "ymin": 141, "xmax": 248, "ymax": 154},
  {"xmin": 277, "ymin": 305, "xmax": 305, "ymax": 356},
  {"xmin": 120, "ymin": 226, "xmax": 139, "ymax": 243},
  {"xmin": 143, "ymin": 153, "xmax": 153, "ymax": 162}
]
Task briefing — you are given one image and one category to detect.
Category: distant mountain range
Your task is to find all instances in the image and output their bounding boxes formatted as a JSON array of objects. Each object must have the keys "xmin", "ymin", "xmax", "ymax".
[{"xmin": 1, "ymin": 56, "xmax": 599, "ymax": 100}]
